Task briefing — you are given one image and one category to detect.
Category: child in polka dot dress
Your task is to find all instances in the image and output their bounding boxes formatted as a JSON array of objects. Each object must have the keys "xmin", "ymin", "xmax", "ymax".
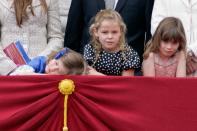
[{"xmin": 84, "ymin": 9, "xmax": 140, "ymax": 76}]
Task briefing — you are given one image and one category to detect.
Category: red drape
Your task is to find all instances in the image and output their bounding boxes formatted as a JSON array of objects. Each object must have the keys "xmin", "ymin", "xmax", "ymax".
[{"xmin": 1, "ymin": 75, "xmax": 197, "ymax": 131}]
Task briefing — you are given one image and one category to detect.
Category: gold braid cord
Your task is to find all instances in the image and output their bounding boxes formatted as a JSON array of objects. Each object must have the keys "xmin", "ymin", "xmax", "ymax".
[{"xmin": 58, "ymin": 79, "xmax": 75, "ymax": 131}]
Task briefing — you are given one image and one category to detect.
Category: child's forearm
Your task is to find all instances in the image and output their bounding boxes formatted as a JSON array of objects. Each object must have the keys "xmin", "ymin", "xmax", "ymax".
[
  {"xmin": 122, "ymin": 69, "xmax": 135, "ymax": 76},
  {"xmin": 176, "ymin": 51, "xmax": 186, "ymax": 77}
]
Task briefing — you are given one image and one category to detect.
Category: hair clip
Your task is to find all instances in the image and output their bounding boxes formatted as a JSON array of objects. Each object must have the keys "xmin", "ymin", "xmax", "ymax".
[{"xmin": 54, "ymin": 48, "xmax": 69, "ymax": 60}]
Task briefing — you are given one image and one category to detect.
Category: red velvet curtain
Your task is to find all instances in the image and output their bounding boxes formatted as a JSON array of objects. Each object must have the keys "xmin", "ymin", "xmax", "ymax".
[
  {"xmin": 1, "ymin": 76, "xmax": 197, "ymax": 131},
  {"xmin": 0, "ymin": 75, "xmax": 64, "ymax": 131}
]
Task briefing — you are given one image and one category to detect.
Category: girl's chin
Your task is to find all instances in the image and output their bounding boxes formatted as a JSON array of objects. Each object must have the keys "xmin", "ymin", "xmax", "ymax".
[{"xmin": 104, "ymin": 48, "xmax": 119, "ymax": 53}]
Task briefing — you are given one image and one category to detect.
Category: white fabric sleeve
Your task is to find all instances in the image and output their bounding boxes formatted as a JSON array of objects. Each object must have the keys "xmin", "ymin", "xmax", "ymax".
[{"xmin": 9, "ymin": 65, "xmax": 35, "ymax": 75}]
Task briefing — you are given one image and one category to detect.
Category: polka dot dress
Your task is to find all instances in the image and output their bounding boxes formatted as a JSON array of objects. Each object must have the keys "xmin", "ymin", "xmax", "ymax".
[{"xmin": 84, "ymin": 44, "xmax": 140, "ymax": 76}]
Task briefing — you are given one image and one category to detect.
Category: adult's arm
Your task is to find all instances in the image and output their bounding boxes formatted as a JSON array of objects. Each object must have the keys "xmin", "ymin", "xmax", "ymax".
[
  {"xmin": 58, "ymin": 0, "xmax": 72, "ymax": 34},
  {"xmin": 40, "ymin": 0, "xmax": 64, "ymax": 56}
]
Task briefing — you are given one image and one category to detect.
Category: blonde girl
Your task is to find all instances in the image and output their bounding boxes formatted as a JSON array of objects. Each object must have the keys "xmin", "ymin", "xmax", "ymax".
[
  {"xmin": 83, "ymin": 9, "xmax": 140, "ymax": 76},
  {"xmin": 143, "ymin": 17, "xmax": 186, "ymax": 77}
]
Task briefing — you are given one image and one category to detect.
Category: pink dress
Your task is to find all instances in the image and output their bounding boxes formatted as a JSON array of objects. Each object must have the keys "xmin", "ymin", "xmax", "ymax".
[{"xmin": 154, "ymin": 53, "xmax": 178, "ymax": 77}]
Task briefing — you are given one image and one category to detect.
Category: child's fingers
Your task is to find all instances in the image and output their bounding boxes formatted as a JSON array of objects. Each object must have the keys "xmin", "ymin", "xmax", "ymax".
[
  {"xmin": 186, "ymin": 63, "xmax": 192, "ymax": 74},
  {"xmin": 187, "ymin": 61, "xmax": 194, "ymax": 74},
  {"xmin": 187, "ymin": 61, "xmax": 197, "ymax": 74}
]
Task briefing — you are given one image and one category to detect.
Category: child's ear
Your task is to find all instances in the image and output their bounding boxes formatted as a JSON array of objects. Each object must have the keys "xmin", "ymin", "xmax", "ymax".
[{"xmin": 93, "ymin": 28, "xmax": 99, "ymax": 37}]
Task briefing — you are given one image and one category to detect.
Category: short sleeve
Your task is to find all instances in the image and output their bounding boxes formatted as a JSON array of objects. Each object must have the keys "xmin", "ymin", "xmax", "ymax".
[
  {"xmin": 122, "ymin": 46, "xmax": 140, "ymax": 70},
  {"xmin": 83, "ymin": 44, "xmax": 96, "ymax": 66}
]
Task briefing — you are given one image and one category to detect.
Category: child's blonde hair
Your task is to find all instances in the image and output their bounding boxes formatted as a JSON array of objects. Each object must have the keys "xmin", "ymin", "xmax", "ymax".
[
  {"xmin": 143, "ymin": 17, "xmax": 186, "ymax": 59},
  {"xmin": 48, "ymin": 48, "xmax": 87, "ymax": 75},
  {"xmin": 89, "ymin": 9, "xmax": 127, "ymax": 63}
]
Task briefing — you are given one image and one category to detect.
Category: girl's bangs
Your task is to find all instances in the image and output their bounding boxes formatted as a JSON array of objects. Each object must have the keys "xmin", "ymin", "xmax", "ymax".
[{"xmin": 161, "ymin": 28, "xmax": 183, "ymax": 43}]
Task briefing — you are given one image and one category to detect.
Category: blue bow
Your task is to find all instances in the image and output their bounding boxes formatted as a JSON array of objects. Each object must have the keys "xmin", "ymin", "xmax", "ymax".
[{"xmin": 54, "ymin": 48, "xmax": 69, "ymax": 60}]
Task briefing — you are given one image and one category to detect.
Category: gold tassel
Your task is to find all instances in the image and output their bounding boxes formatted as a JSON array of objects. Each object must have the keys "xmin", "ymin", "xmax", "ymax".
[{"xmin": 58, "ymin": 79, "xmax": 75, "ymax": 131}]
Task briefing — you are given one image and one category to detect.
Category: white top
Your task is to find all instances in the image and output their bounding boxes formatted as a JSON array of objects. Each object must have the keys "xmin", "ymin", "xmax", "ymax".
[
  {"xmin": 58, "ymin": 0, "xmax": 71, "ymax": 34},
  {"xmin": 107, "ymin": 0, "xmax": 119, "ymax": 9},
  {"xmin": 0, "ymin": 0, "xmax": 63, "ymax": 75},
  {"xmin": 114, "ymin": 0, "xmax": 119, "ymax": 8}
]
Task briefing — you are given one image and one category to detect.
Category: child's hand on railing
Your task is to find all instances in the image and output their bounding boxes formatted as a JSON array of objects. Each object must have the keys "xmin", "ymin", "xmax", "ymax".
[{"xmin": 87, "ymin": 66, "xmax": 105, "ymax": 76}]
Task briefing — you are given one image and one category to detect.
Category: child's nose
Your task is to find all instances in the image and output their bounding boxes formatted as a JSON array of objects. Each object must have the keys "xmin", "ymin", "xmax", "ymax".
[
  {"xmin": 50, "ymin": 66, "xmax": 59, "ymax": 72},
  {"xmin": 166, "ymin": 44, "xmax": 173, "ymax": 49},
  {"xmin": 107, "ymin": 33, "xmax": 113, "ymax": 38},
  {"xmin": 48, "ymin": 59, "xmax": 58, "ymax": 67}
]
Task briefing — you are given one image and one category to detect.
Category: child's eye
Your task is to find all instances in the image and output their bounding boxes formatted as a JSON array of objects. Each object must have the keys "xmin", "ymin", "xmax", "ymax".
[
  {"xmin": 172, "ymin": 42, "xmax": 179, "ymax": 45},
  {"xmin": 55, "ymin": 61, "xmax": 59, "ymax": 66},
  {"xmin": 101, "ymin": 31, "xmax": 108, "ymax": 34}
]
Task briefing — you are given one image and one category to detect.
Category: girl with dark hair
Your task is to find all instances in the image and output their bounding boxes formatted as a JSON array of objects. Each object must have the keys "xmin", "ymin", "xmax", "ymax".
[{"xmin": 143, "ymin": 17, "xmax": 186, "ymax": 77}]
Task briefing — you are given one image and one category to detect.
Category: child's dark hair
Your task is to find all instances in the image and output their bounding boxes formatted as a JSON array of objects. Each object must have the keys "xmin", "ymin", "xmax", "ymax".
[{"xmin": 143, "ymin": 17, "xmax": 186, "ymax": 59}]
